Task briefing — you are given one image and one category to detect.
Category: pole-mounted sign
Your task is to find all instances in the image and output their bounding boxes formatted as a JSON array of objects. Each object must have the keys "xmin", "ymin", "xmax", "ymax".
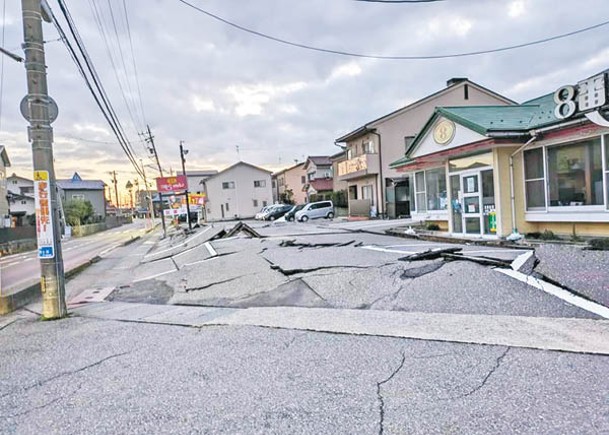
[
  {"xmin": 156, "ymin": 175, "xmax": 188, "ymax": 193},
  {"xmin": 33, "ymin": 170, "xmax": 54, "ymax": 259}
]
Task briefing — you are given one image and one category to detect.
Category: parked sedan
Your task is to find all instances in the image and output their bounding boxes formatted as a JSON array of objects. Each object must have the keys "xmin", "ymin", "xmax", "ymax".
[
  {"xmin": 283, "ymin": 204, "xmax": 305, "ymax": 222},
  {"xmin": 262, "ymin": 204, "xmax": 293, "ymax": 221}
]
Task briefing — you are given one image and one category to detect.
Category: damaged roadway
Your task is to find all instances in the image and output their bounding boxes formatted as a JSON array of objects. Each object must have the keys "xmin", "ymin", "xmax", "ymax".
[{"xmin": 3, "ymin": 219, "xmax": 608, "ymax": 434}]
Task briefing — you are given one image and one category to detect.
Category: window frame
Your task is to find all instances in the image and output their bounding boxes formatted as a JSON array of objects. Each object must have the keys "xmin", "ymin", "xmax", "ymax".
[
  {"xmin": 524, "ymin": 134, "xmax": 609, "ymax": 216},
  {"xmin": 254, "ymin": 180, "xmax": 266, "ymax": 188},
  {"xmin": 523, "ymin": 147, "xmax": 547, "ymax": 211}
]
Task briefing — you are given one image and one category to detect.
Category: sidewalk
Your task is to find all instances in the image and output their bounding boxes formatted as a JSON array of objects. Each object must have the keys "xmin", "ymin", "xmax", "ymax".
[
  {"xmin": 71, "ymin": 301, "xmax": 609, "ymax": 355},
  {"xmin": 0, "ymin": 223, "xmax": 149, "ymax": 315}
]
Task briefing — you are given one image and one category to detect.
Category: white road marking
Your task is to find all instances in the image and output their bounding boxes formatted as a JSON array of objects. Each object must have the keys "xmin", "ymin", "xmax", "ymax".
[
  {"xmin": 182, "ymin": 256, "xmax": 221, "ymax": 268},
  {"xmin": 132, "ymin": 269, "xmax": 178, "ymax": 283},
  {"xmin": 496, "ymin": 268, "xmax": 609, "ymax": 319},
  {"xmin": 511, "ymin": 250, "xmax": 535, "ymax": 271},
  {"xmin": 143, "ymin": 226, "xmax": 212, "ymax": 258},
  {"xmin": 204, "ymin": 242, "xmax": 218, "ymax": 257},
  {"xmin": 360, "ymin": 246, "xmax": 415, "ymax": 255}
]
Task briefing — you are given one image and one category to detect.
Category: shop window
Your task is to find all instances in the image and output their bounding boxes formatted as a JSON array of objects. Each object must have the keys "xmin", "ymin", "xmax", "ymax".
[
  {"xmin": 524, "ymin": 148, "xmax": 546, "ymax": 210},
  {"xmin": 425, "ymin": 167, "xmax": 447, "ymax": 210},
  {"xmin": 415, "ymin": 171, "xmax": 426, "ymax": 212},
  {"xmin": 547, "ymin": 138, "xmax": 603, "ymax": 207}
]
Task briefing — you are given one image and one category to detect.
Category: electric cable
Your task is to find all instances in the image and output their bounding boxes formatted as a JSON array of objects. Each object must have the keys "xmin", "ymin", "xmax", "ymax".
[
  {"xmin": 177, "ymin": 0, "xmax": 609, "ymax": 60},
  {"xmin": 51, "ymin": 1, "xmax": 144, "ymax": 179}
]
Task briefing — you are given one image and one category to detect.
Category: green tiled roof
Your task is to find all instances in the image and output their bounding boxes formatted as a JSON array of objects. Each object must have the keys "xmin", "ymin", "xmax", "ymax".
[{"xmin": 389, "ymin": 93, "xmax": 566, "ymax": 169}]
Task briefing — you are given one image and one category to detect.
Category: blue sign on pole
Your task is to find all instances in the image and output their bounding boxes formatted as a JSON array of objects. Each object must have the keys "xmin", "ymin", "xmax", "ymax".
[{"xmin": 39, "ymin": 246, "xmax": 54, "ymax": 258}]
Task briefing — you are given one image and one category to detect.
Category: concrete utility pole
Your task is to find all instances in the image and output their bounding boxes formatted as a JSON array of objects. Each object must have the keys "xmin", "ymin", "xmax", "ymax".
[
  {"xmin": 179, "ymin": 141, "xmax": 192, "ymax": 231},
  {"xmin": 140, "ymin": 158, "xmax": 155, "ymax": 229},
  {"xmin": 110, "ymin": 170, "xmax": 119, "ymax": 214},
  {"xmin": 21, "ymin": 0, "xmax": 66, "ymax": 319},
  {"xmin": 145, "ymin": 125, "xmax": 166, "ymax": 237}
]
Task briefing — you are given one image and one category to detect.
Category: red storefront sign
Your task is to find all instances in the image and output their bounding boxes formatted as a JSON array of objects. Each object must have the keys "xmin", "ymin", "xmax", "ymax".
[{"xmin": 156, "ymin": 175, "xmax": 188, "ymax": 193}]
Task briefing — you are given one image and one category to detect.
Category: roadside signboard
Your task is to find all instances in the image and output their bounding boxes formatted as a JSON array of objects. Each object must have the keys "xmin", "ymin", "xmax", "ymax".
[
  {"xmin": 189, "ymin": 193, "xmax": 206, "ymax": 206},
  {"xmin": 156, "ymin": 175, "xmax": 188, "ymax": 193},
  {"xmin": 33, "ymin": 170, "xmax": 55, "ymax": 259}
]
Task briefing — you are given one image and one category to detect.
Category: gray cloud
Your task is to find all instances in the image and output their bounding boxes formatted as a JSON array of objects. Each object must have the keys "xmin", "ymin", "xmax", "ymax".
[{"xmin": 1, "ymin": 0, "xmax": 608, "ymax": 191}]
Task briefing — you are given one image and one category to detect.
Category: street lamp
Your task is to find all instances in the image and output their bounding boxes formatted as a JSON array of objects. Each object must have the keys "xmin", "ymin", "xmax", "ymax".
[{"xmin": 125, "ymin": 180, "xmax": 134, "ymax": 216}]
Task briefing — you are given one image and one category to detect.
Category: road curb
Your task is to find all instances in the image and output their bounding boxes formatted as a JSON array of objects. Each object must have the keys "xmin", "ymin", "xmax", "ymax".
[{"xmin": 0, "ymin": 258, "xmax": 97, "ymax": 316}]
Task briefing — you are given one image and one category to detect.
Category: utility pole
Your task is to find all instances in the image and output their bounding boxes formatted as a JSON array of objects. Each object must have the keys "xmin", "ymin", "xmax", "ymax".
[
  {"xmin": 110, "ymin": 170, "xmax": 119, "ymax": 214},
  {"xmin": 140, "ymin": 158, "xmax": 155, "ymax": 229},
  {"xmin": 145, "ymin": 124, "xmax": 166, "ymax": 237},
  {"xmin": 21, "ymin": 0, "xmax": 66, "ymax": 319},
  {"xmin": 179, "ymin": 141, "xmax": 192, "ymax": 231}
]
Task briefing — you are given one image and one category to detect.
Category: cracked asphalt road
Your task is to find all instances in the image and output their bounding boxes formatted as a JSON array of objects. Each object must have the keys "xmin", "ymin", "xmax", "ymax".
[
  {"xmin": 3, "ymin": 220, "xmax": 608, "ymax": 433},
  {"xmin": 1, "ymin": 315, "xmax": 608, "ymax": 434}
]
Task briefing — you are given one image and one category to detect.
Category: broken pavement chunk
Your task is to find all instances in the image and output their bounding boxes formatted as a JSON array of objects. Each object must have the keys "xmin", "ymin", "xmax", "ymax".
[
  {"xmin": 398, "ymin": 247, "xmax": 462, "ymax": 261},
  {"xmin": 441, "ymin": 253, "xmax": 511, "ymax": 267}
]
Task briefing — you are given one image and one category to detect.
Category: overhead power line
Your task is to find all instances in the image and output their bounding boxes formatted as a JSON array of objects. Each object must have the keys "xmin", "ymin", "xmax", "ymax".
[
  {"xmin": 177, "ymin": 0, "xmax": 609, "ymax": 60},
  {"xmin": 51, "ymin": 0, "xmax": 145, "ymax": 179}
]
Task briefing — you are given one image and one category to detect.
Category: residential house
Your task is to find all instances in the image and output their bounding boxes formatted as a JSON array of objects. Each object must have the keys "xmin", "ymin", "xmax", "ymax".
[
  {"xmin": 330, "ymin": 150, "xmax": 348, "ymax": 209},
  {"xmin": 203, "ymin": 161, "xmax": 273, "ymax": 221},
  {"xmin": 390, "ymin": 70, "xmax": 609, "ymax": 238},
  {"xmin": 185, "ymin": 170, "xmax": 218, "ymax": 195},
  {"xmin": 303, "ymin": 156, "xmax": 333, "ymax": 201},
  {"xmin": 335, "ymin": 78, "xmax": 515, "ymax": 218},
  {"xmin": 0, "ymin": 146, "xmax": 11, "ymax": 228},
  {"xmin": 7, "ymin": 173, "xmax": 34, "ymax": 226},
  {"xmin": 8, "ymin": 173, "xmax": 34, "ymax": 196},
  {"xmin": 8, "ymin": 192, "xmax": 35, "ymax": 226},
  {"xmin": 57, "ymin": 172, "xmax": 107, "ymax": 220},
  {"xmin": 273, "ymin": 162, "xmax": 307, "ymax": 205}
]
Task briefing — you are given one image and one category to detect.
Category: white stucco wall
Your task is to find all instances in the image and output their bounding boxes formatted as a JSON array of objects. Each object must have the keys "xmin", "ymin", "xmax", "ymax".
[{"xmin": 204, "ymin": 163, "xmax": 273, "ymax": 221}]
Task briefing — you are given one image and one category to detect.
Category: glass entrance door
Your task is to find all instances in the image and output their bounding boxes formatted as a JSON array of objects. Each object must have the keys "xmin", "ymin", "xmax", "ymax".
[
  {"xmin": 461, "ymin": 172, "xmax": 482, "ymax": 234},
  {"xmin": 450, "ymin": 169, "xmax": 496, "ymax": 236}
]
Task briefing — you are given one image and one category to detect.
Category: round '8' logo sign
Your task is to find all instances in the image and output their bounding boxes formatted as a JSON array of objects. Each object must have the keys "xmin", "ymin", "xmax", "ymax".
[{"xmin": 553, "ymin": 85, "xmax": 577, "ymax": 119}]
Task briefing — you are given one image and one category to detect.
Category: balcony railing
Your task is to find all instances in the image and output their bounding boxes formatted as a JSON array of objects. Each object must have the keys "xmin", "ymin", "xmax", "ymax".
[{"xmin": 337, "ymin": 154, "xmax": 379, "ymax": 181}]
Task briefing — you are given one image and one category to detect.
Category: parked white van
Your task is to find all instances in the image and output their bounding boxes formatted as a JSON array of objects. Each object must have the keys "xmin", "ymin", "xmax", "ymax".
[{"xmin": 295, "ymin": 200, "xmax": 334, "ymax": 222}]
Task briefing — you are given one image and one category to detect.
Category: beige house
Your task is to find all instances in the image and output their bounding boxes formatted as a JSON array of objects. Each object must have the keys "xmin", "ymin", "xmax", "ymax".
[
  {"xmin": 272, "ymin": 162, "xmax": 307, "ymax": 204},
  {"xmin": 203, "ymin": 161, "xmax": 272, "ymax": 221},
  {"xmin": 335, "ymin": 78, "xmax": 515, "ymax": 218}
]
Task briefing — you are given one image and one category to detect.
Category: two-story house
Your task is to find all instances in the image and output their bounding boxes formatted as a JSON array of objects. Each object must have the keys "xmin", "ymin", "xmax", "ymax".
[
  {"xmin": 57, "ymin": 172, "xmax": 107, "ymax": 220},
  {"xmin": 203, "ymin": 161, "xmax": 273, "ymax": 221},
  {"xmin": 303, "ymin": 156, "xmax": 333, "ymax": 201},
  {"xmin": 7, "ymin": 173, "xmax": 34, "ymax": 226},
  {"xmin": 335, "ymin": 78, "xmax": 515, "ymax": 218},
  {"xmin": 272, "ymin": 162, "xmax": 307, "ymax": 205}
]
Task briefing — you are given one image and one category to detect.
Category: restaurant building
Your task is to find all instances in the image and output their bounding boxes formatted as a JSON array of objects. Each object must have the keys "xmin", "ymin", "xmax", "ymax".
[{"xmin": 389, "ymin": 71, "xmax": 609, "ymax": 238}]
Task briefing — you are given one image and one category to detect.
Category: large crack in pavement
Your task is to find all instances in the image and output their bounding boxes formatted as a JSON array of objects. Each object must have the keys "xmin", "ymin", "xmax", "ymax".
[
  {"xmin": 442, "ymin": 347, "xmax": 510, "ymax": 401},
  {"xmin": 376, "ymin": 350, "xmax": 406, "ymax": 435},
  {"xmin": 0, "ymin": 351, "xmax": 131, "ymax": 399}
]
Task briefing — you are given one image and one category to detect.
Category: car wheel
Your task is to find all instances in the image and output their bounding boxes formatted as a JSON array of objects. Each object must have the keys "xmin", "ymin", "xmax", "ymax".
[
  {"xmin": 288, "ymin": 216, "xmax": 294, "ymax": 222},
  {"xmin": 301, "ymin": 215, "xmax": 309, "ymax": 222},
  {"xmin": 270, "ymin": 216, "xmax": 275, "ymax": 221},
  {"xmin": 327, "ymin": 212, "xmax": 334, "ymax": 219}
]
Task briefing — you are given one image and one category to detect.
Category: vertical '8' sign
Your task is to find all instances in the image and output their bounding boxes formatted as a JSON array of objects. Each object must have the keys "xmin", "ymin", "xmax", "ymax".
[{"xmin": 33, "ymin": 170, "xmax": 55, "ymax": 259}]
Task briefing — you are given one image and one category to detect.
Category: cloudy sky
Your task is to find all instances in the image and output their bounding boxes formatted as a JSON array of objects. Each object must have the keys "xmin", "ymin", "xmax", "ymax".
[{"xmin": 1, "ymin": 0, "xmax": 609, "ymax": 197}]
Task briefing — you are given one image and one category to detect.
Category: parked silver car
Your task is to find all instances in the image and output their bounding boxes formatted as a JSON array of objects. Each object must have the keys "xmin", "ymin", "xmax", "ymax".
[{"xmin": 295, "ymin": 200, "xmax": 334, "ymax": 222}]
